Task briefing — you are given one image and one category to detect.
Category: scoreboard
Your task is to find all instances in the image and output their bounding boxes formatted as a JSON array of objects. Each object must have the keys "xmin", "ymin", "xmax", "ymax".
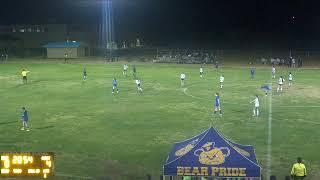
[{"xmin": 0, "ymin": 152, "xmax": 54, "ymax": 178}]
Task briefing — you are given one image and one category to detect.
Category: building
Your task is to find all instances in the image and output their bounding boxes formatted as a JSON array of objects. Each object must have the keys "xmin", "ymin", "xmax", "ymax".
[
  {"xmin": 0, "ymin": 24, "xmax": 99, "ymax": 56},
  {"xmin": 43, "ymin": 42, "xmax": 87, "ymax": 58}
]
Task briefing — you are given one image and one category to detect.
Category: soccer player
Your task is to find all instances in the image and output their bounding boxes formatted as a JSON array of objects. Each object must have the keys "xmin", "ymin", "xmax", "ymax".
[
  {"xmin": 288, "ymin": 72, "xmax": 293, "ymax": 87},
  {"xmin": 180, "ymin": 73, "xmax": 186, "ymax": 86},
  {"xmin": 21, "ymin": 69, "xmax": 30, "ymax": 84},
  {"xmin": 112, "ymin": 78, "xmax": 119, "ymax": 94},
  {"xmin": 200, "ymin": 65, "xmax": 204, "ymax": 78},
  {"xmin": 277, "ymin": 76, "xmax": 285, "ymax": 92},
  {"xmin": 219, "ymin": 74, "xmax": 224, "ymax": 89},
  {"xmin": 83, "ymin": 67, "xmax": 87, "ymax": 81},
  {"xmin": 250, "ymin": 95, "xmax": 260, "ymax": 117},
  {"xmin": 135, "ymin": 79, "xmax": 143, "ymax": 92},
  {"xmin": 132, "ymin": 65, "xmax": 136, "ymax": 78},
  {"xmin": 261, "ymin": 85, "xmax": 271, "ymax": 96},
  {"xmin": 271, "ymin": 66, "xmax": 276, "ymax": 79},
  {"xmin": 214, "ymin": 93, "xmax": 222, "ymax": 115},
  {"xmin": 20, "ymin": 107, "xmax": 30, "ymax": 131},
  {"xmin": 123, "ymin": 64, "xmax": 128, "ymax": 76},
  {"xmin": 250, "ymin": 67, "xmax": 255, "ymax": 79}
]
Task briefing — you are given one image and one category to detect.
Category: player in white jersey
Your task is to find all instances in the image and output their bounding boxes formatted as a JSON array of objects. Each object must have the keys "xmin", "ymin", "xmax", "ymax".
[
  {"xmin": 123, "ymin": 64, "xmax": 128, "ymax": 76},
  {"xmin": 288, "ymin": 72, "xmax": 293, "ymax": 87},
  {"xmin": 271, "ymin": 66, "xmax": 276, "ymax": 79},
  {"xmin": 250, "ymin": 95, "xmax": 260, "ymax": 117},
  {"xmin": 219, "ymin": 74, "xmax": 224, "ymax": 89},
  {"xmin": 200, "ymin": 65, "xmax": 204, "ymax": 78},
  {"xmin": 180, "ymin": 73, "xmax": 186, "ymax": 86},
  {"xmin": 277, "ymin": 76, "xmax": 285, "ymax": 92},
  {"xmin": 135, "ymin": 79, "xmax": 143, "ymax": 92}
]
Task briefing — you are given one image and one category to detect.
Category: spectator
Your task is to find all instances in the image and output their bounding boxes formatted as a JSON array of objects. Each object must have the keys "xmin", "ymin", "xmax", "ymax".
[
  {"xmin": 5, "ymin": 53, "xmax": 8, "ymax": 63},
  {"xmin": 1, "ymin": 53, "xmax": 4, "ymax": 63},
  {"xmin": 64, "ymin": 53, "xmax": 68, "ymax": 63},
  {"xmin": 291, "ymin": 157, "xmax": 307, "ymax": 180},
  {"xmin": 292, "ymin": 58, "xmax": 296, "ymax": 68}
]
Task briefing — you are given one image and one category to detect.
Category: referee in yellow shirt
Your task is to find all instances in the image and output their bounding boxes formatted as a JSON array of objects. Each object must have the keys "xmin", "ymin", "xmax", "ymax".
[
  {"xmin": 291, "ymin": 157, "xmax": 307, "ymax": 180},
  {"xmin": 21, "ymin": 69, "xmax": 30, "ymax": 84}
]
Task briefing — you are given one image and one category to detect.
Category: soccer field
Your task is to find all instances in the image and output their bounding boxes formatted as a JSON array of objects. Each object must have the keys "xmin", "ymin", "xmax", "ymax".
[{"xmin": 0, "ymin": 61, "xmax": 320, "ymax": 180}]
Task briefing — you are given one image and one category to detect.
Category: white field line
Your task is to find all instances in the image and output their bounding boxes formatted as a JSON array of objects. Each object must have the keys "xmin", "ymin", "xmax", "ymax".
[
  {"xmin": 56, "ymin": 172, "xmax": 96, "ymax": 180},
  {"xmin": 266, "ymin": 78, "xmax": 273, "ymax": 178}
]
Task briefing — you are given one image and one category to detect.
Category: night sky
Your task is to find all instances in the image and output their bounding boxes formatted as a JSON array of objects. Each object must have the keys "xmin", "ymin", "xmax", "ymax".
[{"xmin": 1, "ymin": 0, "xmax": 320, "ymax": 48}]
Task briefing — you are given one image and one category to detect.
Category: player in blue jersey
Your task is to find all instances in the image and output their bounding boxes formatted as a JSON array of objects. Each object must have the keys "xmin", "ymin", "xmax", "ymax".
[
  {"xmin": 20, "ymin": 107, "xmax": 30, "ymax": 131},
  {"xmin": 112, "ymin": 78, "xmax": 119, "ymax": 94},
  {"xmin": 261, "ymin": 85, "xmax": 271, "ymax": 96},
  {"xmin": 214, "ymin": 93, "xmax": 222, "ymax": 115}
]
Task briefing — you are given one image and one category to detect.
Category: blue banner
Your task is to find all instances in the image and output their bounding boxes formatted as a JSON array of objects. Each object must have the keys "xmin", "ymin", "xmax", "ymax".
[{"xmin": 163, "ymin": 127, "xmax": 261, "ymax": 178}]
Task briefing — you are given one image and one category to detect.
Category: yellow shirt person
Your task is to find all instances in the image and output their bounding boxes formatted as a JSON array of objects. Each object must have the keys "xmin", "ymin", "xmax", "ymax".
[
  {"xmin": 21, "ymin": 69, "xmax": 30, "ymax": 84},
  {"xmin": 21, "ymin": 70, "xmax": 30, "ymax": 77},
  {"xmin": 291, "ymin": 157, "xmax": 307, "ymax": 180}
]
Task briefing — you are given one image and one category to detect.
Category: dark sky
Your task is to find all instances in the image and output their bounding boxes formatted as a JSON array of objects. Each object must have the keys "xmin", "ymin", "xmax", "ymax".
[{"xmin": 1, "ymin": 0, "xmax": 320, "ymax": 48}]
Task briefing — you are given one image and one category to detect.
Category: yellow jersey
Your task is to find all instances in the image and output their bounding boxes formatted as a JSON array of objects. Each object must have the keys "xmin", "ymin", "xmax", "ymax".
[
  {"xmin": 291, "ymin": 163, "xmax": 306, "ymax": 177},
  {"xmin": 21, "ymin": 71, "xmax": 29, "ymax": 77}
]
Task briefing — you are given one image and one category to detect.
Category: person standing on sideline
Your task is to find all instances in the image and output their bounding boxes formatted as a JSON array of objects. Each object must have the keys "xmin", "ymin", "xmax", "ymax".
[
  {"xmin": 20, "ymin": 107, "xmax": 30, "ymax": 131},
  {"xmin": 250, "ymin": 95, "xmax": 260, "ymax": 117},
  {"xmin": 200, "ymin": 65, "xmax": 204, "ymax": 78},
  {"xmin": 250, "ymin": 66, "xmax": 255, "ymax": 79},
  {"xmin": 180, "ymin": 72, "xmax": 186, "ymax": 87},
  {"xmin": 64, "ymin": 53, "xmax": 68, "ymax": 63},
  {"xmin": 215, "ymin": 60, "xmax": 219, "ymax": 69},
  {"xmin": 21, "ymin": 69, "xmax": 30, "ymax": 84},
  {"xmin": 272, "ymin": 65, "xmax": 276, "ymax": 79},
  {"xmin": 5, "ymin": 53, "xmax": 8, "ymax": 63},
  {"xmin": 291, "ymin": 157, "xmax": 307, "ymax": 180},
  {"xmin": 292, "ymin": 57, "xmax": 296, "ymax": 68}
]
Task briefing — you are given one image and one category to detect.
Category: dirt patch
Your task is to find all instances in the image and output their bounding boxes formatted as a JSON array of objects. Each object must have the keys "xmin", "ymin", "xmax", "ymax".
[{"xmin": 286, "ymin": 85, "xmax": 320, "ymax": 99}]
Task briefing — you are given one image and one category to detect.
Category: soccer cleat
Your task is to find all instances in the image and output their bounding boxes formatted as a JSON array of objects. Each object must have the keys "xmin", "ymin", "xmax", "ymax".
[
  {"xmin": 20, "ymin": 127, "xmax": 24, "ymax": 130},
  {"xmin": 26, "ymin": 129, "xmax": 30, "ymax": 131}
]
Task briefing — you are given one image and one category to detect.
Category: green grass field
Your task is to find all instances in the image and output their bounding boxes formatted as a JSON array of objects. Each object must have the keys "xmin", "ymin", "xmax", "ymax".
[{"xmin": 0, "ymin": 61, "xmax": 320, "ymax": 180}]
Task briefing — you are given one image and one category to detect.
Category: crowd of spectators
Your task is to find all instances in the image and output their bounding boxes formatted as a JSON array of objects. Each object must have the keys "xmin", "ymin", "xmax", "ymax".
[
  {"xmin": 156, "ymin": 49, "xmax": 222, "ymax": 64},
  {"xmin": 259, "ymin": 57, "xmax": 303, "ymax": 68}
]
